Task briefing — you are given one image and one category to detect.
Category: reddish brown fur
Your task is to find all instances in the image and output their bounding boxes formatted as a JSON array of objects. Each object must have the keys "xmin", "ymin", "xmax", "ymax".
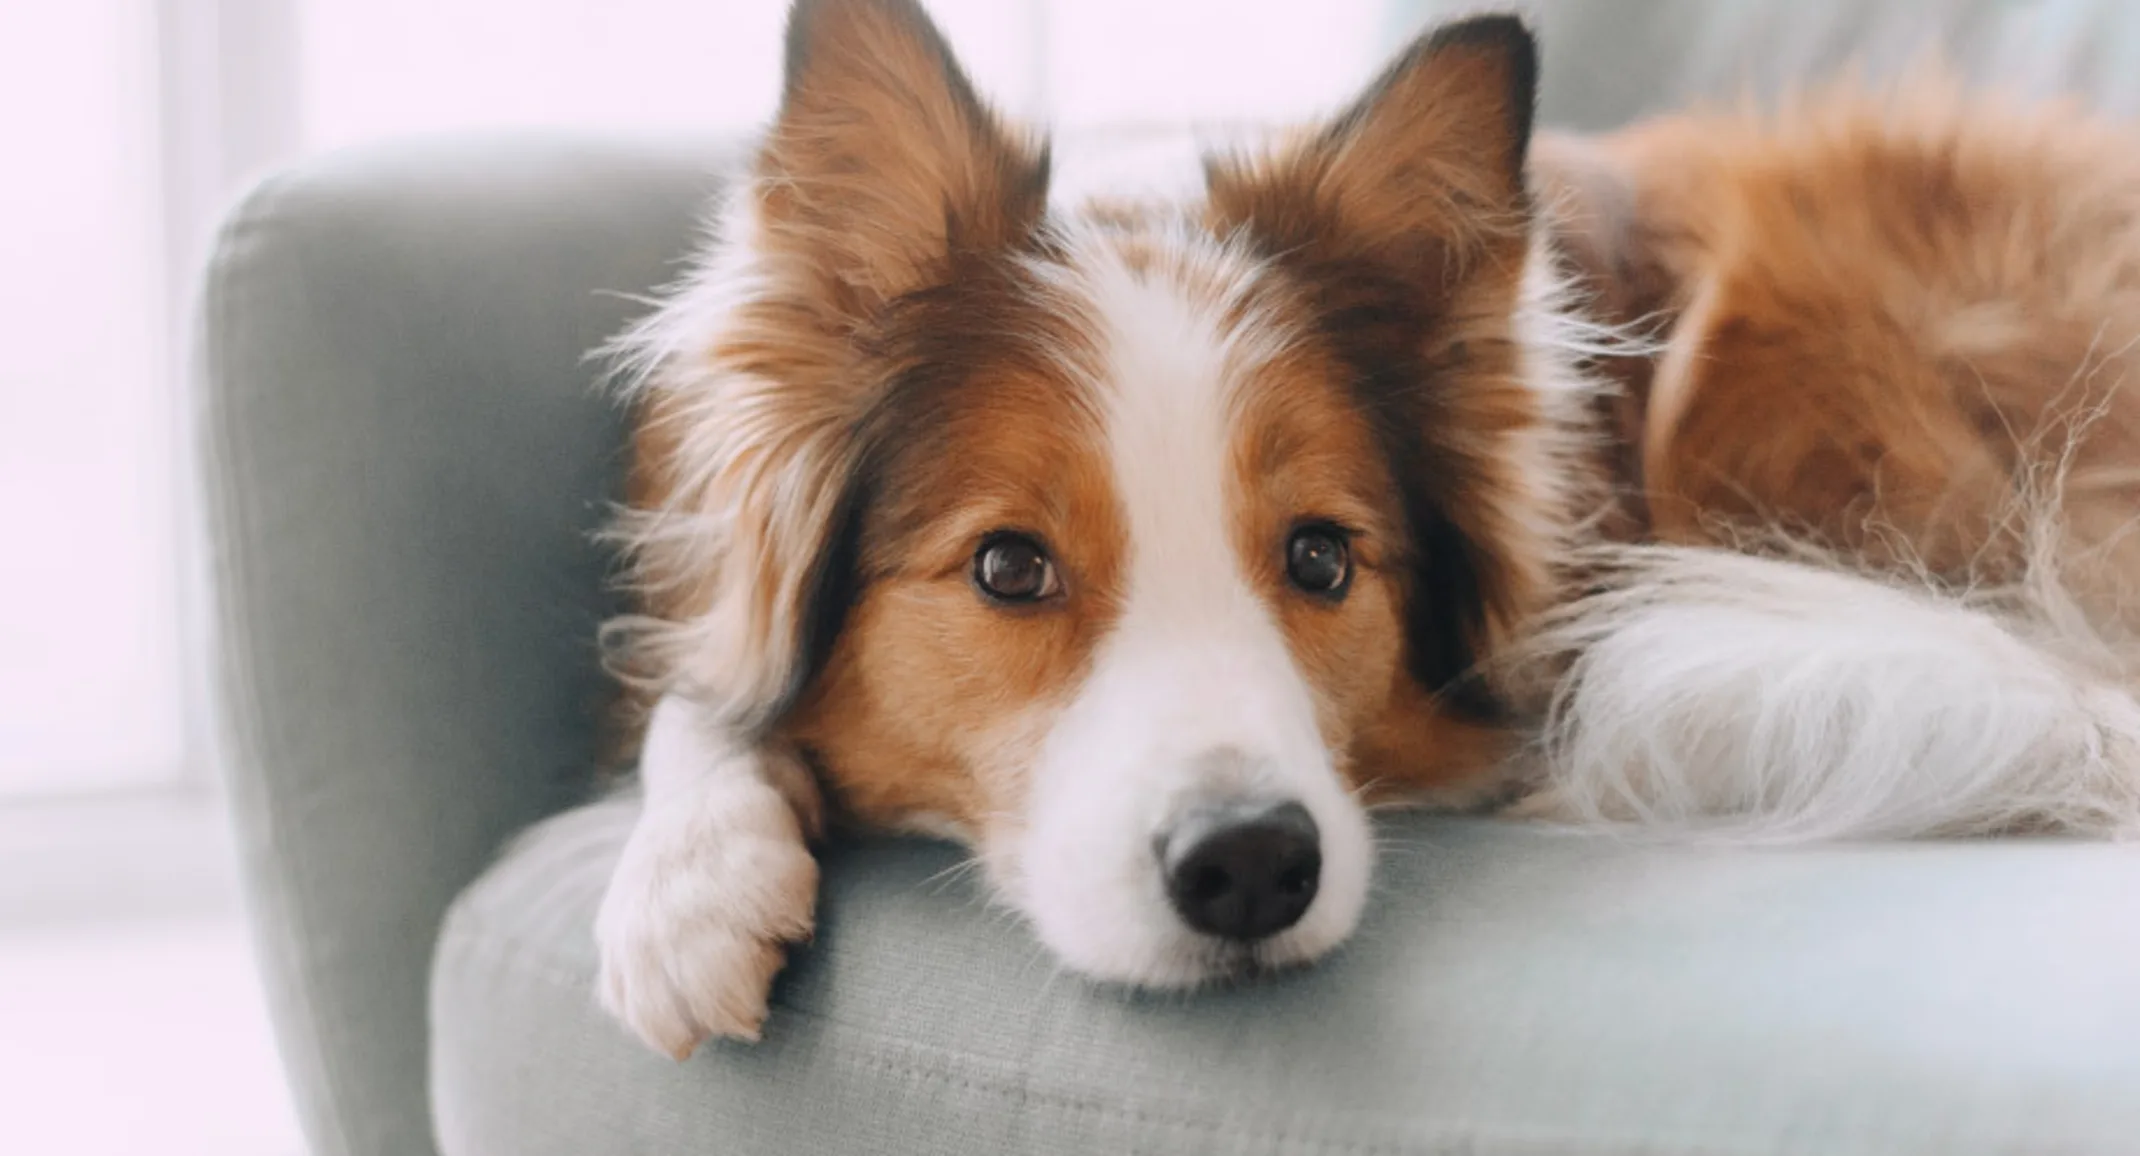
[
  {"xmin": 615, "ymin": 0, "xmax": 1051, "ymax": 732},
  {"xmin": 1205, "ymin": 19, "xmax": 1562, "ymax": 726},
  {"xmin": 784, "ymin": 301, "xmax": 1490, "ymax": 833},
  {"xmin": 1536, "ymin": 80, "xmax": 2140, "ymax": 619},
  {"xmin": 780, "ymin": 268, "xmax": 1120, "ymax": 831},
  {"xmin": 618, "ymin": 5, "xmax": 1564, "ymax": 846},
  {"xmin": 592, "ymin": 16, "xmax": 2140, "ymax": 1053},
  {"xmin": 1227, "ymin": 341, "xmax": 1512, "ymax": 799}
]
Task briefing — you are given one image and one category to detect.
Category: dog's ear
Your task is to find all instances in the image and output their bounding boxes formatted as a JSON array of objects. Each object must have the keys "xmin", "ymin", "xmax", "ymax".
[
  {"xmin": 758, "ymin": 0, "xmax": 1051, "ymax": 312},
  {"xmin": 1207, "ymin": 16, "xmax": 1557, "ymax": 712},
  {"xmin": 1206, "ymin": 14, "xmax": 1537, "ymax": 291},
  {"xmin": 1528, "ymin": 130, "xmax": 1678, "ymax": 328},
  {"xmin": 613, "ymin": 0, "xmax": 1048, "ymax": 734}
]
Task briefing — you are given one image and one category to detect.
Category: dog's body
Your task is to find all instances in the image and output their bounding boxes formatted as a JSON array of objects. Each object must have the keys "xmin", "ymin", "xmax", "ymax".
[
  {"xmin": 1514, "ymin": 83, "xmax": 2140, "ymax": 839},
  {"xmin": 592, "ymin": 0, "xmax": 2140, "ymax": 1058}
]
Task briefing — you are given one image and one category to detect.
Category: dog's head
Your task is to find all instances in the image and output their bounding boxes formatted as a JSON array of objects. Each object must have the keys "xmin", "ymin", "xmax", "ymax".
[{"xmin": 618, "ymin": 0, "xmax": 1588, "ymax": 986}]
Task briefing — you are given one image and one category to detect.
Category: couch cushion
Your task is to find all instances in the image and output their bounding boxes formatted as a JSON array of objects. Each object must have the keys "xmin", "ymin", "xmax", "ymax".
[{"xmin": 430, "ymin": 799, "xmax": 2140, "ymax": 1155}]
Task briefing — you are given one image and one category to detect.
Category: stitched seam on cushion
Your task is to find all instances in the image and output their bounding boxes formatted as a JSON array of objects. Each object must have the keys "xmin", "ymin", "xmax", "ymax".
[
  {"xmin": 200, "ymin": 163, "xmax": 370, "ymax": 1156},
  {"xmin": 439, "ymin": 924, "xmax": 1395, "ymax": 1155},
  {"xmin": 437, "ymin": 912, "xmax": 1791, "ymax": 1156},
  {"xmin": 838, "ymin": 1044, "xmax": 1403, "ymax": 1156},
  {"xmin": 827, "ymin": 1026, "xmax": 1793, "ymax": 1156}
]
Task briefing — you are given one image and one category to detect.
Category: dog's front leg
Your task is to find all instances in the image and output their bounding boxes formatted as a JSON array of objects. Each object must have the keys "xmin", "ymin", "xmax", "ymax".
[{"xmin": 594, "ymin": 691, "xmax": 821, "ymax": 1057}]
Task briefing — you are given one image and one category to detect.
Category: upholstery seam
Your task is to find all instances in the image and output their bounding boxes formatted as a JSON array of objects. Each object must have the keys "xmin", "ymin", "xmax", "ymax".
[
  {"xmin": 837, "ymin": 1043, "xmax": 1406, "ymax": 1155},
  {"xmin": 436, "ymin": 912, "xmax": 1788, "ymax": 1156}
]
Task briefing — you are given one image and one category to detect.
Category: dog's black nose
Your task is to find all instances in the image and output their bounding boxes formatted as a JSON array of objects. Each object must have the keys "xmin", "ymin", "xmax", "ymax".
[{"xmin": 1159, "ymin": 800, "xmax": 1321, "ymax": 941}]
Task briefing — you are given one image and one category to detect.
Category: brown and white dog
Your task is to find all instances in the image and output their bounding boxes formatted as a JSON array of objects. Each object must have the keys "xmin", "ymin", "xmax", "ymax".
[
  {"xmin": 1513, "ymin": 77, "xmax": 2140, "ymax": 841},
  {"xmin": 592, "ymin": 0, "xmax": 2140, "ymax": 1058}
]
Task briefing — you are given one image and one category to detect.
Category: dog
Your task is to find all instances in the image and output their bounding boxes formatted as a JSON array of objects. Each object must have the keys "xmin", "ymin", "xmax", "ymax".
[
  {"xmin": 591, "ymin": 0, "xmax": 2140, "ymax": 1059},
  {"xmin": 1513, "ymin": 73, "xmax": 2140, "ymax": 839}
]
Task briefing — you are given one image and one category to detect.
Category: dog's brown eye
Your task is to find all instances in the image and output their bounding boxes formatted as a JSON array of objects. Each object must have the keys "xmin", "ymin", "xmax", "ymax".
[
  {"xmin": 974, "ymin": 533, "xmax": 1060, "ymax": 604},
  {"xmin": 1285, "ymin": 525, "xmax": 1351, "ymax": 598}
]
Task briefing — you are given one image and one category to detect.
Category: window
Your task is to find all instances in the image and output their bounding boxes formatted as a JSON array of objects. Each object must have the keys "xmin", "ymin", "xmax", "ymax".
[
  {"xmin": 0, "ymin": 1, "xmax": 184, "ymax": 797},
  {"xmin": 297, "ymin": 0, "xmax": 1393, "ymax": 146}
]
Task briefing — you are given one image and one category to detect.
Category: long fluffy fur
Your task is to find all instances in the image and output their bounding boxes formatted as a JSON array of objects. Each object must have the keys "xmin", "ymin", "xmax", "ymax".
[
  {"xmin": 1503, "ymin": 76, "xmax": 2140, "ymax": 843},
  {"xmin": 1506, "ymin": 421, "xmax": 2140, "ymax": 839},
  {"xmin": 1507, "ymin": 541, "xmax": 2140, "ymax": 841}
]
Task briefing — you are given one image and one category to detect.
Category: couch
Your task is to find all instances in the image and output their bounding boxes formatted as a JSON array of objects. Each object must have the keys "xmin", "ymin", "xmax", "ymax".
[{"xmin": 193, "ymin": 3, "xmax": 2140, "ymax": 1153}]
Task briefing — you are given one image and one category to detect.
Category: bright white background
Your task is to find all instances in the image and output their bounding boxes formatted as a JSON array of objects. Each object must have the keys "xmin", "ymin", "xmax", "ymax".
[{"xmin": 0, "ymin": 2, "xmax": 1409, "ymax": 1153}]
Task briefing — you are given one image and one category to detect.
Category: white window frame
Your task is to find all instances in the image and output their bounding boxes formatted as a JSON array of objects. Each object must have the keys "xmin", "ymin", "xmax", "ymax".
[
  {"xmin": 0, "ymin": 1, "xmax": 300, "ymax": 810},
  {"xmin": 0, "ymin": 2, "xmax": 304, "ymax": 914},
  {"xmin": 150, "ymin": 0, "xmax": 302, "ymax": 800}
]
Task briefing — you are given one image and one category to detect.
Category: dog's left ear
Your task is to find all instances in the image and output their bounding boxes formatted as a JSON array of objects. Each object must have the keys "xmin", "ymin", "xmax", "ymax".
[
  {"xmin": 1208, "ymin": 16, "xmax": 1555, "ymax": 710},
  {"xmin": 1208, "ymin": 14, "xmax": 1537, "ymax": 286}
]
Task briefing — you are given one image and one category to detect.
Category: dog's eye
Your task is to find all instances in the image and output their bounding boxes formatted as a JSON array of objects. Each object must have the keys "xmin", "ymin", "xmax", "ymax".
[
  {"xmin": 1285, "ymin": 524, "xmax": 1352, "ymax": 598},
  {"xmin": 973, "ymin": 533, "xmax": 1060, "ymax": 604}
]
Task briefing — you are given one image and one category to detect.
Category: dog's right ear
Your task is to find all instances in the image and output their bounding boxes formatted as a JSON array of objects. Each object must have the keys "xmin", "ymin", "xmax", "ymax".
[
  {"xmin": 612, "ymin": 0, "xmax": 1049, "ymax": 735},
  {"xmin": 759, "ymin": 0, "xmax": 1051, "ymax": 311}
]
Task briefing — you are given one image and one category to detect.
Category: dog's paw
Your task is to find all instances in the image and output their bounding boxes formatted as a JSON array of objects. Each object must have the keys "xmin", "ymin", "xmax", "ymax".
[{"xmin": 594, "ymin": 760, "xmax": 819, "ymax": 1058}]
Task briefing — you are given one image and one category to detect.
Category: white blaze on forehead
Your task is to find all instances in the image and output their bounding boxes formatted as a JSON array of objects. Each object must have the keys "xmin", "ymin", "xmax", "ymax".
[
  {"xmin": 1088, "ymin": 247, "xmax": 1260, "ymax": 629},
  {"xmin": 1008, "ymin": 229, "xmax": 1375, "ymax": 986},
  {"xmin": 1067, "ymin": 234, "xmax": 1311, "ymax": 723},
  {"xmin": 1020, "ymin": 224, "xmax": 1296, "ymax": 655},
  {"xmin": 1064, "ymin": 233, "xmax": 1343, "ymax": 787},
  {"xmin": 1040, "ymin": 227, "xmax": 1337, "ymax": 766}
]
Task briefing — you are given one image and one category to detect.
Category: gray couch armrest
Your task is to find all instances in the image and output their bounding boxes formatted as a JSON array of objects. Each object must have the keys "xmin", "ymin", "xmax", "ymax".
[{"xmin": 190, "ymin": 134, "xmax": 728, "ymax": 1156}]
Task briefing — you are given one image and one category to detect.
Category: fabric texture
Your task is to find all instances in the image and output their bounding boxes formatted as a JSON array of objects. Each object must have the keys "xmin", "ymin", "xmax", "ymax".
[
  {"xmin": 433, "ymin": 800, "xmax": 2140, "ymax": 1155},
  {"xmin": 190, "ymin": 4, "xmax": 2140, "ymax": 1155},
  {"xmin": 193, "ymin": 133, "xmax": 731, "ymax": 1156}
]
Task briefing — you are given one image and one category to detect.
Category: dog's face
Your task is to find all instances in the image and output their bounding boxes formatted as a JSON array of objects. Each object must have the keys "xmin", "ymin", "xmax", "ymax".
[{"xmin": 622, "ymin": 0, "xmax": 1585, "ymax": 986}]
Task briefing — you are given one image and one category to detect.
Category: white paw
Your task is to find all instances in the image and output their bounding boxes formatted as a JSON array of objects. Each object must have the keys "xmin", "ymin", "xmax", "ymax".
[{"xmin": 595, "ymin": 758, "xmax": 819, "ymax": 1057}]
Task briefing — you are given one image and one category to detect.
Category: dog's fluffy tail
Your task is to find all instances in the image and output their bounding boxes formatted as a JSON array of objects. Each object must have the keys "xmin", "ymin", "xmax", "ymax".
[{"xmin": 1503, "ymin": 542, "xmax": 2140, "ymax": 841}]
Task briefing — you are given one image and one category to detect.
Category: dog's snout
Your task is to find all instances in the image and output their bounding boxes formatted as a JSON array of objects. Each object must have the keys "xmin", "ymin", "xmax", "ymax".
[{"xmin": 1159, "ymin": 800, "xmax": 1321, "ymax": 941}]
